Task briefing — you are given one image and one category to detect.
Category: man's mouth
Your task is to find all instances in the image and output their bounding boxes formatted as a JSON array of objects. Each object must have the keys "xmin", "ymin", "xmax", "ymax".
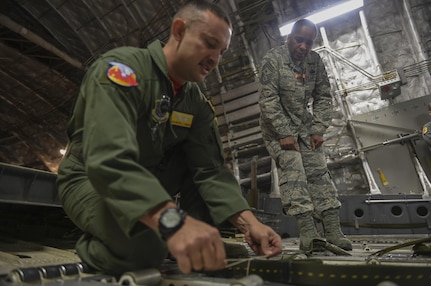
[
  {"xmin": 200, "ymin": 63, "xmax": 211, "ymax": 75},
  {"xmin": 200, "ymin": 63, "xmax": 213, "ymax": 75},
  {"xmin": 296, "ymin": 51, "xmax": 306, "ymax": 57}
]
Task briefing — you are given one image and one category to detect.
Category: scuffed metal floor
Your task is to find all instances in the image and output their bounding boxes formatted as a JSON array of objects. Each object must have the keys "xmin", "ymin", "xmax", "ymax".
[
  {"xmin": 1, "ymin": 202, "xmax": 430, "ymax": 285},
  {"xmin": 1, "ymin": 234, "xmax": 430, "ymax": 286}
]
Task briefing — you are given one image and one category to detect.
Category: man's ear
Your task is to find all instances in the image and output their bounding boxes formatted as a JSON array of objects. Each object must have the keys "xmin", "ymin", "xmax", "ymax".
[{"xmin": 172, "ymin": 18, "xmax": 186, "ymax": 41}]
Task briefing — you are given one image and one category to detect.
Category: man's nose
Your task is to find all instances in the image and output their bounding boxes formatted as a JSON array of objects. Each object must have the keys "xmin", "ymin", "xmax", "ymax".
[
  {"xmin": 213, "ymin": 51, "xmax": 222, "ymax": 65},
  {"xmin": 298, "ymin": 42, "xmax": 308, "ymax": 50},
  {"xmin": 209, "ymin": 51, "xmax": 222, "ymax": 68}
]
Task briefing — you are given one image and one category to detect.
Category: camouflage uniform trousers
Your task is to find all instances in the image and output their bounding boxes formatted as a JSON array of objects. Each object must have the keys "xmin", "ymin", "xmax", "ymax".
[{"xmin": 264, "ymin": 136, "xmax": 341, "ymax": 217}]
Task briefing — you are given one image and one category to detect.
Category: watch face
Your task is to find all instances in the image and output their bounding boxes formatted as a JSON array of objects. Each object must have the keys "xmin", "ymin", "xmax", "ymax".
[{"xmin": 160, "ymin": 209, "xmax": 182, "ymax": 228}]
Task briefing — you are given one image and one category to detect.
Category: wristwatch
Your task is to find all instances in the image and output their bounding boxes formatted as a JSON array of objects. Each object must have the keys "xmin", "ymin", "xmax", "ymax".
[{"xmin": 158, "ymin": 207, "xmax": 187, "ymax": 240}]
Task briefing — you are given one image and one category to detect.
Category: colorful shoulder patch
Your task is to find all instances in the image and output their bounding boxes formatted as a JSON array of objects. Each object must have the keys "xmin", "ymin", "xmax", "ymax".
[{"xmin": 106, "ymin": 61, "xmax": 138, "ymax": 87}]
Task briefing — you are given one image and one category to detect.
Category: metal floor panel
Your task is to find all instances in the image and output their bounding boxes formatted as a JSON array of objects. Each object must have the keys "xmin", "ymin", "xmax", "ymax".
[
  {"xmin": 0, "ymin": 238, "xmax": 80, "ymax": 275},
  {"xmin": 1, "ymin": 234, "xmax": 430, "ymax": 286}
]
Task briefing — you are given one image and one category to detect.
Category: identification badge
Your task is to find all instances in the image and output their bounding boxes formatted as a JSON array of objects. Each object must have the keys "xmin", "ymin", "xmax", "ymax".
[{"xmin": 171, "ymin": 111, "xmax": 193, "ymax": 128}]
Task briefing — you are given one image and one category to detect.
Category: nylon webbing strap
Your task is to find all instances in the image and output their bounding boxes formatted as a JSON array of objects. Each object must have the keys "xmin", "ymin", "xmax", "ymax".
[
  {"xmin": 370, "ymin": 237, "xmax": 431, "ymax": 257},
  {"xmin": 311, "ymin": 238, "xmax": 352, "ymax": 256},
  {"xmin": 207, "ymin": 256, "xmax": 431, "ymax": 286},
  {"xmin": 289, "ymin": 260, "xmax": 431, "ymax": 286},
  {"xmin": 206, "ymin": 258, "xmax": 291, "ymax": 283},
  {"xmin": 342, "ymin": 221, "xmax": 429, "ymax": 229}
]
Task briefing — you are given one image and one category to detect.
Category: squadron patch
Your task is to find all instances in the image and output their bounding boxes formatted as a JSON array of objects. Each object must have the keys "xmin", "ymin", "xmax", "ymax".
[
  {"xmin": 260, "ymin": 61, "xmax": 275, "ymax": 85},
  {"xmin": 151, "ymin": 95, "xmax": 171, "ymax": 124},
  {"xmin": 106, "ymin": 61, "xmax": 138, "ymax": 87},
  {"xmin": 423, "ymin": 126, "xmax": 428, "ymax": 135}
]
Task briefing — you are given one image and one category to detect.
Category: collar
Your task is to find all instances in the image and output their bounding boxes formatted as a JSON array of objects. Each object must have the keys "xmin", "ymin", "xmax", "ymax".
[
  {"xmin": 169, "ymin": 76, "xmax": 184, "ymax": 96},
  {"xmin": 148, "ymin": 40, "xmax": 189, "ymax": 96},
  {"xmin": 148, "ymin": 40, "xmax": 168, "ymax": 76}
]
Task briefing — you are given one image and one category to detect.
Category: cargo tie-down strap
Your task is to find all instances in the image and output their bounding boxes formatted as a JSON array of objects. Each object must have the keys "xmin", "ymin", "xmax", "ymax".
[
  {"xmin": 3, "ymin": 238, "xmax": 431, "ymax": 286},
  {"xmin": 205, "ymin": 237, "xmax": 431, "ymax": 286},
  {"xmin": 370, "ymin": 237, "xmax": 431, "ymax": 257}
]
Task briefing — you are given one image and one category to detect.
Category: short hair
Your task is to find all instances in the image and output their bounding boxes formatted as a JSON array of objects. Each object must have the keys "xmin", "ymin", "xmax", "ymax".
[
  {"xmin": 291, "ymin": 19, "xmax": 318, "ymax": 39},
  {"xmin": 175, "ymin": 0, "xmax": 232, "ymax": 29}
]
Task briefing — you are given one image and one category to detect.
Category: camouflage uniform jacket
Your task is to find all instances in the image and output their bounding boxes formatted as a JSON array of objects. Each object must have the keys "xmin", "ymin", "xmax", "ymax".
[{"xmin": 259, "ymin": 44, "xmax": 333, "ymax": 142}]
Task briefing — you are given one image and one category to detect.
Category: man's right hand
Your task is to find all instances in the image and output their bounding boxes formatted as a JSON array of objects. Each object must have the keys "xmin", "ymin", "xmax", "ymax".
[
  {"xmin": 279, "ymin": 136, "xmax": 299, "ymax": 151},
  {"xmin": 140, "ymin": 201, "xmax": 227, "ymax": 274},
  {"xmin": 167, "ymin": 216, "xmax": 227, "ymax": 273}
]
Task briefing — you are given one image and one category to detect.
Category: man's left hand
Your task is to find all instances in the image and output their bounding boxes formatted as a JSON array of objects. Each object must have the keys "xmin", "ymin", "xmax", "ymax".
[
  {"xmin": 243, "ymin": 222, "xmax": 282, "ymax": 257},
  {"xmin": 230, "ymin": 210, "xmax": 282, "ymax": 257},
  {"xmin": 310, "ymin": 134, "xmax": 324, "ymax": 150}
]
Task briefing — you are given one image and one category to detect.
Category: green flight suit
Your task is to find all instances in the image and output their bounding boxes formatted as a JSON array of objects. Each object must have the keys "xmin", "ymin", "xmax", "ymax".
[{"xmin": 56, "ymin": 40, "xmax": 249, "ymax": 275}]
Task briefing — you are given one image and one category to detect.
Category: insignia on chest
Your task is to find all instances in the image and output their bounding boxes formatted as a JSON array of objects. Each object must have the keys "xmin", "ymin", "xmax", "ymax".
[{"xmin": 152, "ymin": 95, "xmax": 170, "ymax": 124}]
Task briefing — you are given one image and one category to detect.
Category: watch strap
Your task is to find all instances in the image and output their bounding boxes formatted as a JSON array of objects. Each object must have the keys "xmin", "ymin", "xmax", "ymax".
[{"xmin": 158, "ymin": 207, "xmax": 187, "ymax": 240}]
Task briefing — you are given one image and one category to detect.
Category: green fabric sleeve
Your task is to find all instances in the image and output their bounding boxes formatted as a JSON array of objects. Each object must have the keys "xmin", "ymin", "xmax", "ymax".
[{"xmin": 81, "ymin": 60, "xmax": 172, "ymax": 237}]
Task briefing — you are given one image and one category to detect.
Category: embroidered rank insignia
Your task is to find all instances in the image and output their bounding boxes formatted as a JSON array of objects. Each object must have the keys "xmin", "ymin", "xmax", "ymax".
[
  {"xmin": 171, "ymin": 111, "xmax": 193, "ymax": 128},
  {"xmin": 152, "ymin": 95, "xmax": 171, "ymax": 124},
  {"xmin": 106, "ymin": 61, "xmax": 138, "ymax": 87}
]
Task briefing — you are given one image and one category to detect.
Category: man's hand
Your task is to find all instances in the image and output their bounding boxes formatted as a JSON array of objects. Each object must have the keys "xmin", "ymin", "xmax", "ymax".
[
  {"xmin": 140, "ymin": 201, "xmax": 226, "ymax": 274},
  {"xmin": 310, "ymin": 134, "xmax": 324, "ymax": 150},
  {"xmin": 166, "ymin": 216, "xmax": 227, "ymax": 274},
  {"xmin": 279, "ymin": 136, "xmax": 299, "ymax": 151},
  {"xmin": 230, "ymin": 210, "xmax": 282, "ymax": 257},
  {"xmin": 243, "ymin": 222, "xmax": 283, "ymax": 257}
]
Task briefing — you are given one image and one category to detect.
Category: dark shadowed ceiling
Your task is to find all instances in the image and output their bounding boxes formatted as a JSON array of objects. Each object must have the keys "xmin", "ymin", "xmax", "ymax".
[
  {"xmin": 0, "ymin": 0, "xmax": 193, "ymax": 172},
  {"xmin": 0, "ymin": 0, "xmax": 341, "ymax": 173},
  {"xmin": 0, "ymin": 0, "xmax": 279, "ymax": 172}
]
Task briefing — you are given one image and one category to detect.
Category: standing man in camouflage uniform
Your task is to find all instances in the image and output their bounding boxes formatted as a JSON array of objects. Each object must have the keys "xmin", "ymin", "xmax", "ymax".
[
  {"xmin": 57, "ymin": 0, "xmax": 282, "ymax": 276},
  {"xmin": 258, "ymin": 19, "xmax": 352, "ymax": 251}
]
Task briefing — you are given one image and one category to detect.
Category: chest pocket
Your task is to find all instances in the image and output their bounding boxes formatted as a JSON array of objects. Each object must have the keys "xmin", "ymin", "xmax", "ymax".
[
  {"xmin": 279, "ymin": 69, "xmax": 305, "ymax": 111},
  {"xmin": 304, "ymin": 64, "xmax": 317, "ymax": 104}
]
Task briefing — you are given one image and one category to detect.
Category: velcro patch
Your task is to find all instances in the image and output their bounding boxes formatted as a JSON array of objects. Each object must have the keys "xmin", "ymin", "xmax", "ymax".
[
  {"xmin": 106, "ymin": 61, "xmax": 138, "ymax": 87},
  {"xmin": 171, "ymin": 111, "xmax": 193, "ymax": 128}
]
